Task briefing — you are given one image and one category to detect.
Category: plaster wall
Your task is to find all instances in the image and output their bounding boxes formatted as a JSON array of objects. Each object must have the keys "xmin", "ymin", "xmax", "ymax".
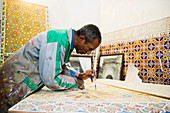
[{"xmin": 100, "ymin": 0, "xmax": 170, "ymax": 33}]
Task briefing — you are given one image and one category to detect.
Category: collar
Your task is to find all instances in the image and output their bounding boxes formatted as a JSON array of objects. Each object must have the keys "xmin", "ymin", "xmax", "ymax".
[{"xmin": 71, "ymin": 29, "xmax": 74, "ymax": 50}]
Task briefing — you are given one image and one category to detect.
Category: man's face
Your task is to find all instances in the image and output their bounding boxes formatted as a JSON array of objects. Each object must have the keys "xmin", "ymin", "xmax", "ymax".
[{"xmin": 76, "ymin": 37, "xmax": 100, "ymax": 55}]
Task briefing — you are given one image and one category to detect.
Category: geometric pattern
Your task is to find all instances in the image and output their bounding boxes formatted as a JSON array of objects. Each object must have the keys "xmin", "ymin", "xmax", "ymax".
[
  {"xmin": 0, "ymin": 0, "xmax": 48, "ymax": 65},
  {"xmin": 99, "ymin": 31, "xmax": 170, "ymax": 85},
  {"xmin": 9, "ymin": 101, "xmax": 170, "ymax": 112},
  {"xmin": 9, "ymin": 80, "xmax": 170, "ymax": 112}
]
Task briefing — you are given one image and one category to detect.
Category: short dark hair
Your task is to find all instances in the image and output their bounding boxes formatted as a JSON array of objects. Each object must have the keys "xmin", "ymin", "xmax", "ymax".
[{"xmin": 77, "ymin": 24, "xmax": 101, "ymax": 44}]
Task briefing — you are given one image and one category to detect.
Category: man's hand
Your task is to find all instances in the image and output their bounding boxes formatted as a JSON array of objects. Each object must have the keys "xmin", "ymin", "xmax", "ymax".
[
  {"xmin": 78, "ymin": 69, "xmax": 95, "ymax": 82},
  {"xmin": 77, "ymin": 78, "xmax": 85, "ymax": 90}
]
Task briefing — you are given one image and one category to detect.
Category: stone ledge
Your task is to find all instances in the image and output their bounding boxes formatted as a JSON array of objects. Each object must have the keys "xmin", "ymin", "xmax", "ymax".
[{"xmin": 102, "ymin": 16, "xmax": 170, "ymax": 44}]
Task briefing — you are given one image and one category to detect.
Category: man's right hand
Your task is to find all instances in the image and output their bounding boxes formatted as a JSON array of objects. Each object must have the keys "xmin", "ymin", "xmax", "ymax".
[{"xmin": 78, "ymin": 69, "xmax": 95, "ymax": 82}]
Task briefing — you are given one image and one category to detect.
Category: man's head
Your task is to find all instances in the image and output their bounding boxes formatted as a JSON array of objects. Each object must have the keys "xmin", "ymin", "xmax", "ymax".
[{"xmin": 74, "ymin": 24, "xmax": 101, "ymax": 54}]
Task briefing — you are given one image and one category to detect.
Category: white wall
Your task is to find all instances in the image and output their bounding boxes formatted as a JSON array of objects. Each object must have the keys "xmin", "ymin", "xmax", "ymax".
[
  {"xmin": 100, "ymin": 0, "xmax": 170, "ymax": 34},
  {"xmin": 47, "ymin": 0, "xmax": 100, "ymax": 30},
  {"xmin": 1, "ymin": 0, "xmax": 170, "ymax": 39},
  {"xmin": 21, "ymin": 0, "xmax": 100, "ymax": 30}
]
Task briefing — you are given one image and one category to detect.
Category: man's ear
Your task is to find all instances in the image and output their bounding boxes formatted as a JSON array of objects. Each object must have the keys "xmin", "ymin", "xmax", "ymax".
[{"xmin": 79, "ymin": 35, "xmax": 86, "ymax": 41}]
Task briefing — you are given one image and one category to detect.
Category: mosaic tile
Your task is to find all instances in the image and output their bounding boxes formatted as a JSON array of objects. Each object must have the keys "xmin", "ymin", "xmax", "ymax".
[
  {"xmin": 0, "ymin": 0, "xmax": 48, "ymax": 65},
  {"xmin": 9, "ymin": 80, "xmax": 170, "ymax": 112},
  {"xmin": 99, "ymin": 33, "xmax": 170, "ymax": 85},
  {"xmin": 5, "ymin": 0, "xmax": 47, "ymax": 53}
]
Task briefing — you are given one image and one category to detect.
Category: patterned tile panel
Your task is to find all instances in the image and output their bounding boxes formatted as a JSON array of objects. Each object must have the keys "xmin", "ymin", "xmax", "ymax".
[
  {"xmin": 9, "ymin": 80, "xmax": 170, "ymax": 112},
  {"xmin": 99, "ymin": 32, "xmax": 170, "ymax": 85},
  {"xmin": 0, "ymin": 0, "xmax": 48, "ymax": 65}
]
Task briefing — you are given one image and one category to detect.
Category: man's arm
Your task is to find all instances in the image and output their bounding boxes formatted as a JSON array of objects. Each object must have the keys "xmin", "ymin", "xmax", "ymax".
[{"xmin": 39, "ymin": 31, "xmax": 79, "ymax": 90}]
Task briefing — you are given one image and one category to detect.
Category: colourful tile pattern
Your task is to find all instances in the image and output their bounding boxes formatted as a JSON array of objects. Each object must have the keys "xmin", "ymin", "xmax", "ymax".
[
  {"xmin": 99, "ymin": 32, "xmax": 170, "ymax": 85},
  {"xmin": 9, "ymin": 101, "xmax": 170, "ymax": 113},
  {"xmin": 5, "ymin": 0, "xmax": 47, "ymax": 53},
  {"xmin": 9, "ymin": 80, "xmax": 170, "ymax": 112},
  {"xmin": 0, "ymin": 0, "xmax": 6, "ymax": 65},
  {"xmin": 0, "ymin": 0, "xmax": 48, "ymax": 65}
]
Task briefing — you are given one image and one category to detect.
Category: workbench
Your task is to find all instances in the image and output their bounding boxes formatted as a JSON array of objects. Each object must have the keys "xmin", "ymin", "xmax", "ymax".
[{"xmin": 8, "ymin": 79, "xmax": 170, "ymax": 113}]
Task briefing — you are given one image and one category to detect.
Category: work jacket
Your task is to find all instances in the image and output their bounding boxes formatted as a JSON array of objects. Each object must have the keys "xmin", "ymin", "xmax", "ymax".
[{"xmin": 0, "ymin": 28, "xmax": 79, "ymax": 108}]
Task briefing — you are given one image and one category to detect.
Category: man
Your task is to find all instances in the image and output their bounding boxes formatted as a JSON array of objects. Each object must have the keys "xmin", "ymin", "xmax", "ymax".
[{"xmin": 0, "ymin": 24, "xmax": 101, "ymax": 112}]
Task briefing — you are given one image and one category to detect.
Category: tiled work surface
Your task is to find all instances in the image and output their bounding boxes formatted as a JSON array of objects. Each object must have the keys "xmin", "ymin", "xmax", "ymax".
[{"xmin": 9, "ymin": 80, "xmax": 170, "ymax": 113}]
